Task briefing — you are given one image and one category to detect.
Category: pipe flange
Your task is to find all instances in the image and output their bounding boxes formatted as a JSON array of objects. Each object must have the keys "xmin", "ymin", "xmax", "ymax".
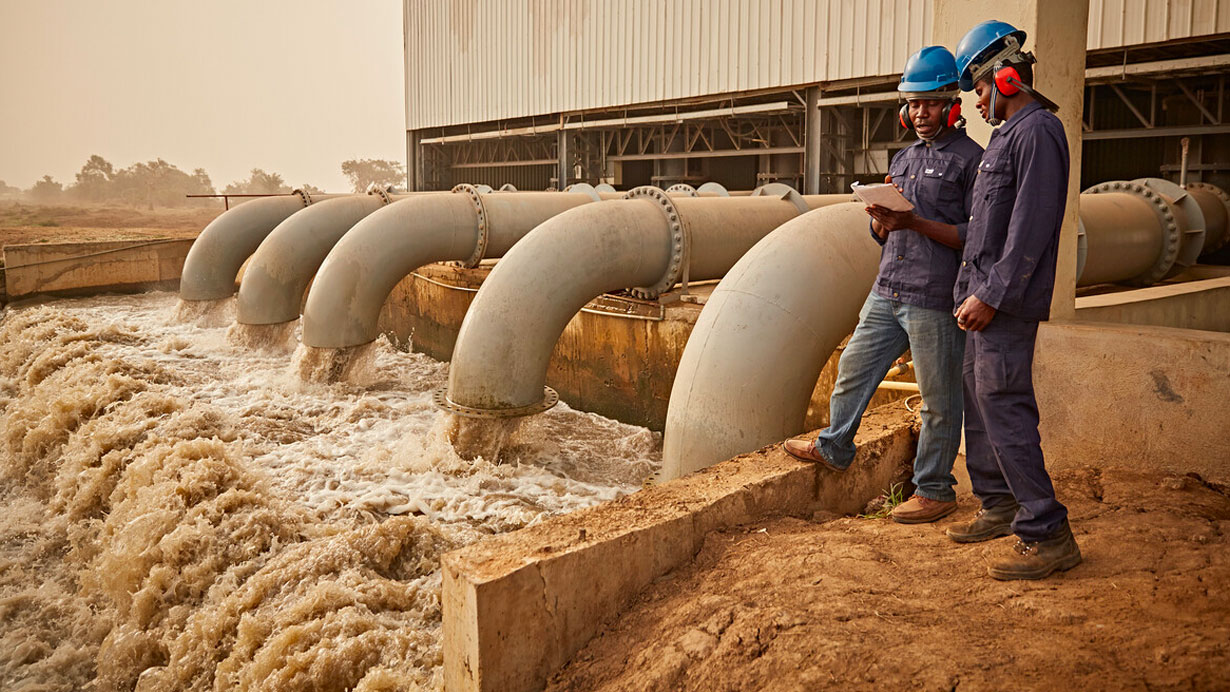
[
  {"xmin": 1085, "ymin": 180, "xmax": 1182, "ymax": 286},
  {"xmin": 365, "ymin": 183, "xmax": 394, "ymax": 205},
  {"xmin": 499, "ymin": 183, "xmax": 518, "ymax": 192},
  {"xmin": 451, "ymin": 183, "xmax": 490, "ymax": 268},
  {"xmin": 1133, "ymin": 177, "xmax": 1205, "ymax": 274},
  {"xmin": 431, "ymin": 385, "xmax": 559, "ymax": 419},
  {"xmin": 594, "ymin": 183, "xmax": 617, "ymax": 193},
  {"xmin": 563, "ymin": 182, "xmax": 602, "ymax": 202},
  {"xmin": 752, "ymin": 182, "xmax": 810, "ymax": 214},
  {"xmin": 1186, "ymin": 182, "xmax": 1230, "ymax": 254},
  {"xmin": 291, "ymin": 188, "xmax": 313, "ymax": 207},
  {"xmin": 697, "ymin": 182, "xmax": 731, "ymax": 197},
  {"xmin": 666, "ymin": 183, "xmax": 698, "ymax": 197},
  {"xmin": 624, "ymin": 185, "xmax": 686, "ymax": 300}
]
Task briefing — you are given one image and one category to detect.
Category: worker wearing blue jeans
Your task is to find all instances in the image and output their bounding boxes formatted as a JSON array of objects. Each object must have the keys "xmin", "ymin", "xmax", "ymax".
[{"xmin": 784, "ymin": 46, "xmax": 982, "ymax": 525}]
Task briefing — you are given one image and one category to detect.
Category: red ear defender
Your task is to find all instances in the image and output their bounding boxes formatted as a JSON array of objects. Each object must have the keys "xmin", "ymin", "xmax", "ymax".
[
  {"xmin": 944, "ymin": 99, "xmax": 962, "ymax": 127},
  {"xmin": 994, "ymin": 65, "xmax": 1022, "ymax": 96},
  {"xmin": 899, "ymin": 103, "xmax": 913, "ymax": 130}
]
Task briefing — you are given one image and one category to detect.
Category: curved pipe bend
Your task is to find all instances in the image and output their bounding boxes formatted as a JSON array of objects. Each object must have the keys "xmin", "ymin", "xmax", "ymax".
[
  {"xmin": 441, "ymin": 192, "xmax": 843, "ymax": 418},
  {"xmin": 300, "ymin": 190, "xmax": 594, "ymax": 349},
  {"xmin": 235, "ymin": 193, "xmax": 417, "ymax": 325},
  {"xmin": 659, "ymin": 202, "xmax": 881, "ymax": 481},
  {"xmin": 180, "ymin": 193, "xmax": 340, "ymax": 301}
]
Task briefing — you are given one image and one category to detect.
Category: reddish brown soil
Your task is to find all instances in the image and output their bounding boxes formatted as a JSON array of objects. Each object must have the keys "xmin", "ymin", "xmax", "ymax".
[
  {"xmin": 0, "ymin": 202, "xmax": 220, "ymax": 251},
  {"xmin": 548, "ymin": 466, "xmax": 1230, "ymax": 691}
]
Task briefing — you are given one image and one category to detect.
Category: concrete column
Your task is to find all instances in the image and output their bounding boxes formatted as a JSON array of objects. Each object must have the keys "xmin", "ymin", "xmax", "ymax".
[
  {"xmin": 932, "ymin": 0, "xmax": 1089, "ymax": 320},
  {"xmin": 805, "ymin": 86, "xmax": 822, "ymax": 194},
  {"xmin": 557, "ymin": 129, "xmax": 571, "ymax": 189}
]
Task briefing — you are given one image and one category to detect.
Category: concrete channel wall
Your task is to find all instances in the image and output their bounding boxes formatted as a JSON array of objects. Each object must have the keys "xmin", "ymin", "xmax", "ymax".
[
  {"xmin": 1074, "ymin": 276, "xmax": 1230, "ymax": 333},
  {"xmin": 1035, "ymin": 320, "xmax": 1230, "ymax": 484},
  {"xmin": 2, "ymin": 239, "xmax": 193, "ymax": 303},
  {"xmin": 442, "ymin": 404, "xmax": 920, "ymax": 692}
]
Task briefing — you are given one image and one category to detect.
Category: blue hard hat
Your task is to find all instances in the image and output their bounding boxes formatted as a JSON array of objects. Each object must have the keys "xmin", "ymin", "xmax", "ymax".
[
  {"xmin": 898, "ymin": 46, "xmax": 960, "ymax": 94},
  {"xmin": 955, "ymin": 20, "xmax": 1027, "ymax": 91}
]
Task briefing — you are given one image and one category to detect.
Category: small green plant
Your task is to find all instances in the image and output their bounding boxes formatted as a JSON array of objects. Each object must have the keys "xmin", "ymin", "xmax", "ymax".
[{"xmin": 858, "ymin": 482, "xmax": 906, "ymax": 519}]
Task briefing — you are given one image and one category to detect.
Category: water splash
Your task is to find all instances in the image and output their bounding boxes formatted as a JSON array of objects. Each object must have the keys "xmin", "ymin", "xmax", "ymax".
[
  {"xmin": 445, "ymin": 414, "xmax": 522, "ymax": 463},
  {"xmin": 226, "ymin": 320, "xmax": 299, "ymax": 353},
  {"xmin": 292, "ymin": 342, "xmax": 381, "ymax": 385},
  {"xmin": 173, "ymin": 297, "xmax": 235, "ymax": 328},
  {"xmin": 0, "ymin": 291, "xmax": 660, "ymax": 690}
]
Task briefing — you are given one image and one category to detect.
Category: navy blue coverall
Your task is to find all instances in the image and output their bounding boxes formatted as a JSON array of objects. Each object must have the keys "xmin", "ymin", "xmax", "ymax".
[{"xmin": 953, "ymin": 101, "xmax": 1070, "ymax": 542}]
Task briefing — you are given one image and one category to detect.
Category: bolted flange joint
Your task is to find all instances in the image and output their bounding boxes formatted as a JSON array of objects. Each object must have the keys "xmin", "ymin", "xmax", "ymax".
[
  {"xmin": 1085, "ymin": 180, "xmax": 1182, "ymax": 286},
  {"xmin": 451, "ymin": 183, "xmax": 490, "ymax": 268},
  {"xmin": 291, "ymin": 188, "xmax": 313, "ymax": 207},
  {"xmin": 624, "ymin": 186, "xmax": 686, "ymax": 300},
  {"xmin": 1186, "ymin": 182, "xmax": 1230, "ymax": 255},
  {"xmin": 431, "ymin": 385, "xmax": 559, "ymax": 419},
  {"xmin": 665, "ymin": 183, "xmax": 698, "ymax": 197}
]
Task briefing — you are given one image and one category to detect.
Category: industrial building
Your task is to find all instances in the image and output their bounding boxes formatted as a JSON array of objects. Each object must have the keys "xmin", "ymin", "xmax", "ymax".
[{"xmin": 403, "ymin": 0, "xmax": 1230, "ymax": 207}]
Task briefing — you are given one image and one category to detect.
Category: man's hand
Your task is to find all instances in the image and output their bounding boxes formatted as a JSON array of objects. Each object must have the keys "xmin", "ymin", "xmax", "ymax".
[
  {"xmin": 866, "ymin": 204, "xmax": 917, "ymax": 232},
  {"xmin": 954, "ymin": 295, "xmax": 996, "ymax": 331}
]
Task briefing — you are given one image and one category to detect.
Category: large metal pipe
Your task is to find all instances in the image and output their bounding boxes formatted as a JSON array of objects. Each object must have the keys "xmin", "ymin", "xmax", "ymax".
[
  {"xmin": 179, "ymin": 190, "xmax": 341, "ymax": 301},
  {"xmin": 435, "ymin": 187, "xmax": 851, "ymax": 426},
  {"xmin": 661, "ymin": 179, "xmax": 1230, "ymax": 481},
  {"xmin": 235, "ymin": 192, "xmax": 423, "ymax": 326},
  {"xmin": 1187, "ymin": 182, "xmax": 1230, "ymax": 257},
  {"xmin": 659, "ymin": 203, "xmax": 880, "ymax": 480},
  {"xmin": 300, "ymin": 187, "xmax": 598, "ymax": 349}
]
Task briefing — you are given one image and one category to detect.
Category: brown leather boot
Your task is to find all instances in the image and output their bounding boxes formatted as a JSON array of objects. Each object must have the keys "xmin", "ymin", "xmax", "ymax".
[
  {"xmin": 890, "ymin": 495, "xmax": 957, "ymax": 524},
  {"xmin": 988, "ymin": 523, "xmax": 1082, "ymax": 581},
  {"xmin": 945, "ymin": 501, "xmax": 1020, "ymax": 543},
  {"xmin": 782, "ymin": 439, "xmax": 846, "ymax": 472}
]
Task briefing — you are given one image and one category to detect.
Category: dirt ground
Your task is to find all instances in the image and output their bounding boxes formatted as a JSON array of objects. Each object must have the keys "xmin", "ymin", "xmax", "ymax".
[
  {"xmin": 548, "ymin": 465, "xmax": 1230, "ymax": 691},
  {"xmin": 0, "ymin": 201, "xmax": 220, "ymax": 251}
]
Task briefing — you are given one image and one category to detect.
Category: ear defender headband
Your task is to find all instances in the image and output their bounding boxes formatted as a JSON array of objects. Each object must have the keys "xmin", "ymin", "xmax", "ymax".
[
  {"xmin": 899, "ymin": 98, "xmax": 964, "ymax": 131},
  {"xmin": 972, "ymin": 37, "xmax": 1060, "ymax": 126}
]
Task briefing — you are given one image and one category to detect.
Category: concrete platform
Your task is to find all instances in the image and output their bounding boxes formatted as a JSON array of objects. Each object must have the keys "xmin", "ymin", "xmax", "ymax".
[{"xmin": 442, "ymin": 403, "xmax": 920, "ymax": 692}]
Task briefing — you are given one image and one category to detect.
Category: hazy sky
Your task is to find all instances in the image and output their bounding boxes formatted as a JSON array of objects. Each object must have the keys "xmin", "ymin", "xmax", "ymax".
[{"xmin": 0, "ymin": 0, "xmax": 405, "ymax": 193}]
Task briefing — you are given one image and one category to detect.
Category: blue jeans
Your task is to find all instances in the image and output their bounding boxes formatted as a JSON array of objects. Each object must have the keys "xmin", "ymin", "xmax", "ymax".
[{"xmin": 812, "ymin": 292, "xmax": 965, "ymax": 502}]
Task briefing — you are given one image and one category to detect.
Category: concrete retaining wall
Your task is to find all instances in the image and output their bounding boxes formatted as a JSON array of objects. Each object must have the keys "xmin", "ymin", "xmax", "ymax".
[
  {"xmin": 1035, "ymin": 320, "xmax": 1230, "ymax": 483},
  {"xmin": 442, "ymin": 404, "xmax": 919, "ymax": 692},
  {"xmin": 1074, "ymin": 276, "xmax": 1230, "ymax": 333},
  {"xmin": 2, "ymin": 239, "xmax": 193, "ymax": 302}
]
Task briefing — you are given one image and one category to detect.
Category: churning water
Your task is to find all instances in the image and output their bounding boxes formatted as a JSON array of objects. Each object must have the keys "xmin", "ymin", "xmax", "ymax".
[{"xmin": 0, "ymin": 292, "xmax": 660, "ymax": 691}]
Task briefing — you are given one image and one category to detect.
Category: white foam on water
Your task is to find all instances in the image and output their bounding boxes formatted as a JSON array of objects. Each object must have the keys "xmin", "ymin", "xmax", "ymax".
[{"xmin": 0, "ymin": 291, "xmax": 660, "ymax": 690}]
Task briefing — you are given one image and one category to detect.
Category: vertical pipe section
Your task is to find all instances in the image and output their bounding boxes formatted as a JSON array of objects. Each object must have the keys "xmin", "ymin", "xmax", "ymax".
[
  {"xmin": 179, "ymin": 192, "xmax": 338, "ymax": 301},
  {"xmin": 659, "ymin": 203, "xmax": 880, "ymax": 481},
  {"xmin": 300, "ymin": 190, "xmax": 594, "ymax": 349}
]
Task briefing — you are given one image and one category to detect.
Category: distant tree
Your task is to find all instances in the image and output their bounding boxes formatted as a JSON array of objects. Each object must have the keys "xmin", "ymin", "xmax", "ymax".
[
  {"xmin": 109, "ymin": 158, "xmax": 215, "ymax": 208},
  {"xmin": 0, "ymin": 179, "xmax": 20, "ymax": 197},
  {"xmin": 297, "ymin": 182, "xmax": 325, "ymax": 196},
  {"xmin": 341, "ymin": 158, "xmax": 404, "ymax": 193},
  {"xmin": 29, "ymin": 175, "xmax": 63, "ymax": 202},
  {"xmin": 223, "ymin": 168, "xmax": 291, "ymax": 195},
  {"xmin": 69, "ymin": 154, "xmax": 116, "ymax": 202}
]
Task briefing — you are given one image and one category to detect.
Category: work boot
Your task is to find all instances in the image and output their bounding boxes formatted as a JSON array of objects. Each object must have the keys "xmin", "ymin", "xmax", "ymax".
[
  {"xmin": 782, "ymin": 439, "xmax": 846, "ymax": 472},
  {"xmin": 945, "ymin": 501, "xmax": 1020, "ymax": 543},
  {"xmin": 988, "ymin": 523, "xmax": 1083, "ymax": 581},
  {"xmin": 890, "ymin": 495, "xmax": 957, "ymax": 524}
]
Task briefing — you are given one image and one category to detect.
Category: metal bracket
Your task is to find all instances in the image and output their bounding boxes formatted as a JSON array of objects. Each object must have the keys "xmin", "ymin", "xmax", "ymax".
[
  {"xmin": 752, "ymin": 182, "xmax": 810, "ymax": 214},
  {"xmin": 625, "ymin": 185, "xmax": 686, "ymax": 300},
  {"xmin": 451, "ymin": 183, "xmax": 490, "ymax": 268},
  {"xmin": 563, "ymin": 182, "xmax": 602, "ymax": 202},
  {"xmin": 432, "ymin": 385, "xmax": 559, "ymax": 419},
  {"xmin": 1085, "ymin": 180, "xmax": 1182, "ymax": 286}
]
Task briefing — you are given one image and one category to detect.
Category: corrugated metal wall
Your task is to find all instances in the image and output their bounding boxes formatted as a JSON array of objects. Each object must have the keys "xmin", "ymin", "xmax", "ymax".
[
  {"xmin": 404, "ymin": 0, "xmax": 932, "ymax": 130},
  {"xmin": 406, "ymin": 0, "xmax": 1229, "ymax": 131},
  {"xmin": 1087, "ymin": 0, "xmax": 1229, "ymax": 49}
]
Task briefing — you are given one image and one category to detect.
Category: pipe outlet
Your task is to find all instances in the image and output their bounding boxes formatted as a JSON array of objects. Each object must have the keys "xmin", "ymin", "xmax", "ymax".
[{"xmin": 659, "ymin": 202, "xmax": 880, "ymax": 480}]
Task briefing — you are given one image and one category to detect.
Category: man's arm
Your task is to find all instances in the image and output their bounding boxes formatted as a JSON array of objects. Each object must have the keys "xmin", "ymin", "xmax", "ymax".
[
  {"xmin": 972, "ymin": 126, "xmax": 1068, "ymax": 314},
  {"xmin": 866, "ymin": 206, "xmax": 962, "ymax": 249}
]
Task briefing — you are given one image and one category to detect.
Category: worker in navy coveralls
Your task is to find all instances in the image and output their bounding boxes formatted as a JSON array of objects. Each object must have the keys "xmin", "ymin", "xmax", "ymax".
[
  {"xmin": 946, "ymin": 20, "xmax": 1082, "ymax": 580},
  {"xmin": 784, "ymin": 46, "xmax": 983, "ymax": 525}
]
